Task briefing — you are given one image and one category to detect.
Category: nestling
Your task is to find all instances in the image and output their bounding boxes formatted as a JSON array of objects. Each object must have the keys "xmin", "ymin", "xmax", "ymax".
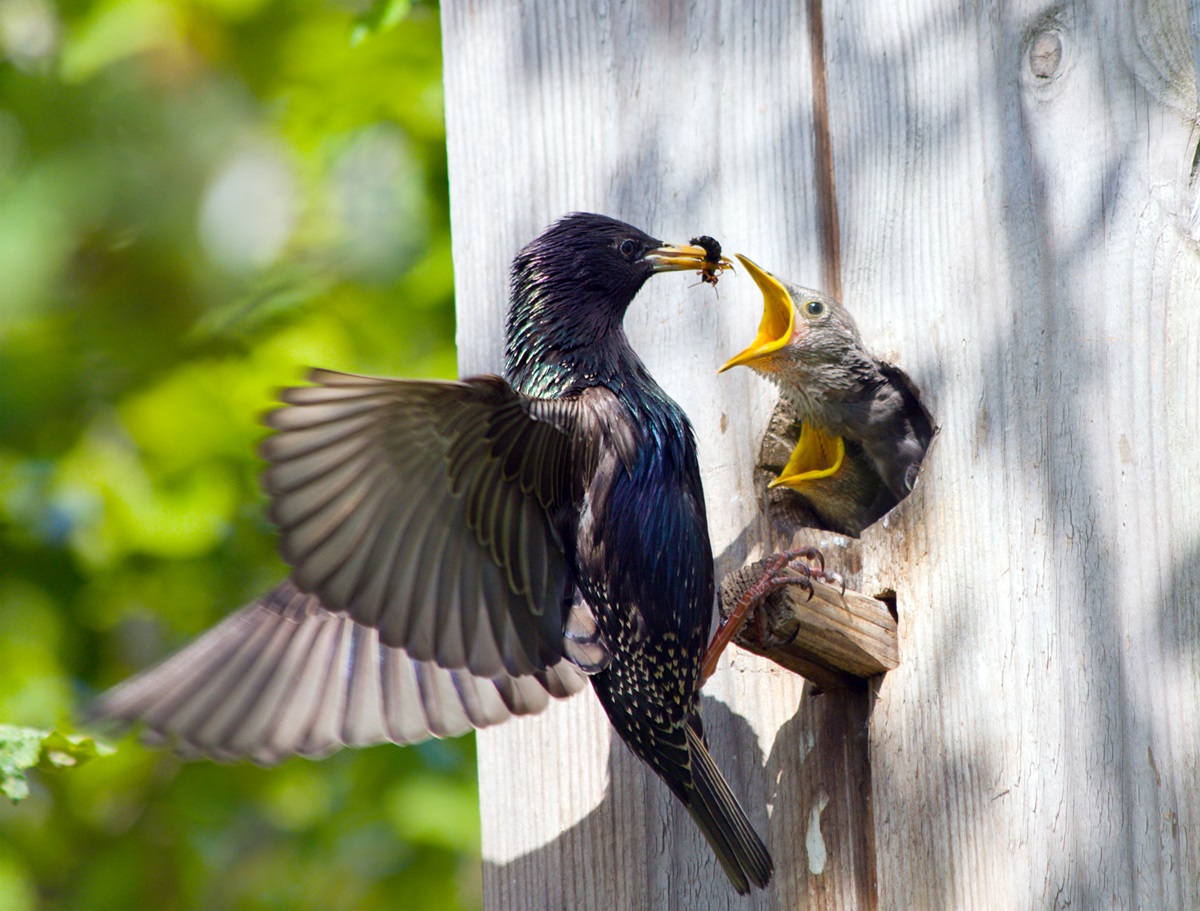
[{"xmin": 721, "ymin": 254, "xmax": 933, "ymax": 523}]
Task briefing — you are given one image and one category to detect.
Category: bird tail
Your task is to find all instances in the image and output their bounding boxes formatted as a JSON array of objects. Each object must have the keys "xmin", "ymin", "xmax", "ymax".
[{"xmin": 683, "ymin": 723, "xmax": 774, "ymax": 893}]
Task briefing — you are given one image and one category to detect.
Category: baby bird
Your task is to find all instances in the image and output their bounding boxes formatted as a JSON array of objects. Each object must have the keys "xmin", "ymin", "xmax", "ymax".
[{"xmin": 721, "ymin": 254, "xmax": 932, "ymax": 527}]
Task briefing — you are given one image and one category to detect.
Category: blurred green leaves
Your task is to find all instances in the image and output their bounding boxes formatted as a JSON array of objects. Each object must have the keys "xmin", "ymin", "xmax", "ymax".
[
  {"xmin": 388, "ymin": 772, "xmax": 481, "ymax": 851},
  {"xmin": 0, "ymin": 0, "xmax": 481, "ymax": 908},
  {"xmin": 0, "ymin": 725, "xmax": 113, "ymax": 803}
]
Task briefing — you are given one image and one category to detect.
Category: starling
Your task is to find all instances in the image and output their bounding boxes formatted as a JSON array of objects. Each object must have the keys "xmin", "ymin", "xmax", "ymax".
[
  {"xmin": 721, "ymin": 254, "xmax": 933, "ymax": 509},
  {"xmin": 88, "ymin": 213, "xmax": 770, "ymax": 893}
]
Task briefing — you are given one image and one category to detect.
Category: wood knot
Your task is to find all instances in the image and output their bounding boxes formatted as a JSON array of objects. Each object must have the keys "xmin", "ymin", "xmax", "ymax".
[{"xmin": 1028, "ymin": 30, "xmax": 1063, "ymax": 80}]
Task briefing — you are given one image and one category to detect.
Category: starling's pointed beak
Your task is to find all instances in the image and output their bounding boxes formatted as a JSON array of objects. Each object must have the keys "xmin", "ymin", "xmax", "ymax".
[
  {"xmin": 643, "ymin": 242, "xmax": 732, "ymax": 274},
  {"xmin": 718, "ymin": 254, "xmax": 795, "ymax": 372},
  {"xmin": 769, "ymin": 423, "xmax": 845, "ymax": 488}
]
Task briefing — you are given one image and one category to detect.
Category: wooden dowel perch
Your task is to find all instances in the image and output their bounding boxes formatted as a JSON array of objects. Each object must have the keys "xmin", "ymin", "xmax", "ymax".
[{"xmin": 718, "ymin": 558, "xmax": 898, "ymax": 692}]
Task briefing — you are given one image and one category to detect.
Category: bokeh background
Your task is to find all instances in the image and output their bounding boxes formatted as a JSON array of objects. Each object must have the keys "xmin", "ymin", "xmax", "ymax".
[{"xmin": 0, "ymin": 1, "xmax": 483, "ymax": 907}]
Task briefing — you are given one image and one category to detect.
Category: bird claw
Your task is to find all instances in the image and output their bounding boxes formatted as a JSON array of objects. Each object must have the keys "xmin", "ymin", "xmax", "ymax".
[
  {"xmin": 777, "ymin": 546, "xmax": 824, "ymax": 577},
  {"xmin": 823, "ymin": 569, "xmax": 847, "ymax": 597},
  {"xmin": 771, "ymin": 546, "xmax": 846, "ymax": 595},
  {"xmin": 699, "ymin": 547, "xmax": 832, "ymax": 687}
]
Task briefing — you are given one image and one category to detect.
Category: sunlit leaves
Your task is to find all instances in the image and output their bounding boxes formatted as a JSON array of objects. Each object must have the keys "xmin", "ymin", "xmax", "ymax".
[
  {"xmin": 387, "ymin": 773, "xmax": 481, "ymax": 851},
  {"xmin": 0, "ymin": 726, "xmax": 113, "ymax": 803},
  {"xmin": 0, "ymin": 0, "xmax": 477, "ymax": 908}
]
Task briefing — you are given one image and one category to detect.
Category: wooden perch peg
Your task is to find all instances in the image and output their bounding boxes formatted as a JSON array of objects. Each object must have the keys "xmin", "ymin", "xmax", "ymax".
[{"xmin": 718, "ymin": 557, "xmax": 898, "ymax": 692}]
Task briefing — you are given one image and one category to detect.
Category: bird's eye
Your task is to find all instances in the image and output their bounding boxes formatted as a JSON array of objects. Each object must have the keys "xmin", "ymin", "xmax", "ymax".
[
  {"xmin": 618, "ymin": 239, "xmax": 638, "ymax": 258},
  {"xmin": 804, "ymin": 300, "xmax": 825, "ymax": 317}
]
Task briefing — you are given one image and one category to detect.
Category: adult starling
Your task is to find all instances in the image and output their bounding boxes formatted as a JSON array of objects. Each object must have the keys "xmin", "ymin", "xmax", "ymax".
[
  {"xmin": 88, "ymin": 213, "xmax": 771, "ymax": 893},
  {"xmin": 721, "ymin": 254, "xmax": 933, "ymax": 508}
]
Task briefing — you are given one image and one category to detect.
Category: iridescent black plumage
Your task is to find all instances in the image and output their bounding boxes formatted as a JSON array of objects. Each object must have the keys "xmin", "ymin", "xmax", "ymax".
[
  {"xmin": 86, "ymin": 213, "xmax": 769, "ymax": 893},
  {"xmin": 507, "ymin": 215, "xmax": 772, "ymax": 893}
]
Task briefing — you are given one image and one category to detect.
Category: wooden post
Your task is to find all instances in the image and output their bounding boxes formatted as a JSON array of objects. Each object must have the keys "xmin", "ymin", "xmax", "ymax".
[
  {"xmin": 718, "ymin": 566, "xmax": 899, "ymax": 692},
  {"xmin": 442, "ymin": 1, "xmax": 1200, "ymax": 908}
]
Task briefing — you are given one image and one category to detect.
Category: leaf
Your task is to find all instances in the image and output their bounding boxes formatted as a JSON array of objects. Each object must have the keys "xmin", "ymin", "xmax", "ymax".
[
  {"xmin": 0, "ymin": 725, "xmax": 114, "ymax": 804},
  {"xmin": 386, "ymin": 773, "xmax": 481, "ymax": 850},
  {"xmin": 351, "ymin": 0, "xmax": 415, "ymax": 45},
  {"xmin": 37, "ymin": 729, "xmax": 115, "ymax": 770},
  {"xmin": 0, "ymin": 726, "xmax": 42, "ymax": 802}
]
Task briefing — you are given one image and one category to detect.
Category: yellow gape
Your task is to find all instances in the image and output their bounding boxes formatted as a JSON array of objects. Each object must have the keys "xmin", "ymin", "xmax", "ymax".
[
  {"xmin": 770, "ymin": 422, "xmax": 845, "ymax": 489},
  {"xmin": 718, "ymin": 255, "xmax": 794, "ymax": 372}
]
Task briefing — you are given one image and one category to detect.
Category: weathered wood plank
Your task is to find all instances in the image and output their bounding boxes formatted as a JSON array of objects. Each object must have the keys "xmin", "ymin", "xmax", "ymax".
[
  {"xmin": 718, "ymin": 565, "xmax": 899, "ymax": 689},
  {"xmin": 442, "ymin": 2, "xmax": 855, "ymax": 908},
  {"xmin": 442, "ymin": 0, "xmax": 1200, "ymax": 908},
  {"xmin": 821, "ymin": 0, "xmax": 1200, "ymax": 908}
]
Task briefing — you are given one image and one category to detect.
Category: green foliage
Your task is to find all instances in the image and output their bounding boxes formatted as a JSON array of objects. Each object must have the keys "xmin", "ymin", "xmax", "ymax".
[
  {"xmin": 0, "ymin": 726, "xmax": 113, "ymax": 803},
  {"xmin": 0, "ymin": 0, "xmax": 482, "ymax": 907}
]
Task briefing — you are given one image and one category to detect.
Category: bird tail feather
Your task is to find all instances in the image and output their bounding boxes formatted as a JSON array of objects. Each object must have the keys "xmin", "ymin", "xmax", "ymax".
[{"xmin": 684, "ymin": 723, "xmax": 774, "ymax": 894}]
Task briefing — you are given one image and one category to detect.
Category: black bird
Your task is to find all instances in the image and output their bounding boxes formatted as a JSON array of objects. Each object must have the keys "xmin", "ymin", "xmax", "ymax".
[{"xmin": 89, "ymin": 213, "xmax": 771, "ymax": 893}]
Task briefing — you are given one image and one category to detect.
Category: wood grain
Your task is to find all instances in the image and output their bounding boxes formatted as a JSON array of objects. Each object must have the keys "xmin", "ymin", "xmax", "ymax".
[
  {"xmin": 442, "ymin": 0, "xmax": 1200, "ymax": 907},
  {"xmin": 824, "ymin": 1, "xmax": 1200, "ymax": 908},
  {"xmin": 718, "ymin": 565, "xmax": 898, "ymax": 690}
]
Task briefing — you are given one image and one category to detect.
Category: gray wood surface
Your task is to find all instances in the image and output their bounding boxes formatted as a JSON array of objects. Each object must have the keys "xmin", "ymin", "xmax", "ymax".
[
  {"xmin": 718, "ymin": 571, "xmax": 899, "ymax": 687},
  {"xmin": 442, "ymin": 0, "xmax": 1200, "ymax": 907}
]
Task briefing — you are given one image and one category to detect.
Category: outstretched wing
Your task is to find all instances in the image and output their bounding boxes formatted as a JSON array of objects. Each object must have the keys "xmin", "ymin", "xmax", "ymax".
[
  {"xmin": 262, "ymin": 369, "xmax": 621, "ymax": 677},
  {"xmin": 85, "ymin": 581, "xmax": 587, "ymax": 764}
]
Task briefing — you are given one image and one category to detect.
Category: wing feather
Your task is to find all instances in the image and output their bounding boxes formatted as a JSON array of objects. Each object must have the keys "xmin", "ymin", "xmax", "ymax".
[
  {"xmin": 262, "ymin": 371, "xmax": 601, "ymax": 678},
  {"xmin": 85, "ymin": 582, "xmax": 587, "ymax": 764}
]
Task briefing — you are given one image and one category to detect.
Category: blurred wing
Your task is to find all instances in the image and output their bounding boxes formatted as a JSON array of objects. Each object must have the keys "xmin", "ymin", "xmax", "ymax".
[
  {"xmin": 85, "ymin": 581, "xmax": 587, "ymax": 765},
  {"xmin": 262, "ymin": 369, "xmax": 595, "ymax": 678}
]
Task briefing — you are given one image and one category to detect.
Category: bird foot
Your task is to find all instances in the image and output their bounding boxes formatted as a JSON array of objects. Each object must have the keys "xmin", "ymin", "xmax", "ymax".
[{"xmin": 700, "ymin": 548, "xmax": 832, "ymax": 686}]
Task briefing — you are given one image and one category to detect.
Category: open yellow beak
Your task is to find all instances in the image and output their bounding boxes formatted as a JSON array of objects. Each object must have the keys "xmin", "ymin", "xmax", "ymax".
[
  {"xmin": 718, "ymin": 254, "xmax": 795, "ymax": 372},
  {"xmin": 769, "ymin": 423, "xmax": 845, "ymax": 488}
]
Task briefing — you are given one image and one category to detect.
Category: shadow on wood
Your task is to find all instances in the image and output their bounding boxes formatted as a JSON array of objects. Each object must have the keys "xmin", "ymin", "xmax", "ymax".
[{"xmin": 482, "ymin": 690, "xmax": 878, "ymax": 910}]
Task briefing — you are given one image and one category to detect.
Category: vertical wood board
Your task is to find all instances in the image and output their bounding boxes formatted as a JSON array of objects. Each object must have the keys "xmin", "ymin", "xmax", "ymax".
[
  {"xmin": 441, "ymin": 0, "xmax": 1200, "ymax": 908},
  {"xmin": 821, "ymin": 0, "xmax": 1200, "ymax": 907}
]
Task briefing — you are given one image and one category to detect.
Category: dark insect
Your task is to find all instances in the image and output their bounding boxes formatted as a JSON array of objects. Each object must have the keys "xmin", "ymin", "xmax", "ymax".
[
  {"xmin": 691, "ymin": 235, "xmax": 722, "ymax": 263},
  {"xmin": 690, "ymin": 235, "xmax": 727, "ymax": 285}
]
